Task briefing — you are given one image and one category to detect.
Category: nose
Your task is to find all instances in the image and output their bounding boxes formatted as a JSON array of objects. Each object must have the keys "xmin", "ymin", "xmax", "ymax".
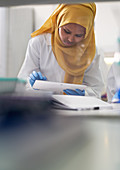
[{"xmin": 68, "ymin": 35, "xmax": 74, "ymax": 42}]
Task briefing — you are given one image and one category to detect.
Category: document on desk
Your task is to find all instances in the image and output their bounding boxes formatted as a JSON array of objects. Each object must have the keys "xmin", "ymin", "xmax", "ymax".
[
  {"xmin": 33, "ymin": 80, "xmax": 86, "ymax": 94},
  {"xmin": 52, "ymin": 95, "xmax": 112, "ymax": 110}
]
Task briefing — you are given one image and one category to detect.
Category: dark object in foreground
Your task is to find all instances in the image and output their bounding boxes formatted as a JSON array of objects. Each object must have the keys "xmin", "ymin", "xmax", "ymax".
[{"xmin": 0, "ymin": 93, "xmax": 53, "ymax": 127}]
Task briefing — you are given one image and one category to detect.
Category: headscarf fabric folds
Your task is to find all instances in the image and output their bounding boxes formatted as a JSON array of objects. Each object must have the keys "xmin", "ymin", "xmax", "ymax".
[{"xmin": 31, "ymin": 3, "xmax": 96, "ymax": 84}]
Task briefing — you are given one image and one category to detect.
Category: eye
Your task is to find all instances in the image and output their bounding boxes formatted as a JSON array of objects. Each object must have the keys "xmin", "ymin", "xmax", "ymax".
[
  {"xmin": 63, "ymin": 29, "xmax": 71, "ymax": 34},
  {"xmin": 75, "ymin": 34, "xmax": 84, "ymax": 38}
]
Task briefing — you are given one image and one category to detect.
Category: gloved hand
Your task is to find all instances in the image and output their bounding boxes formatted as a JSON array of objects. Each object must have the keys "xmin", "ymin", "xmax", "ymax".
[
  {"xmin": 29, "ymin": 71, "xmax": 47, "ymax": 87},
  {"xmin": 63, "ymin": 89, "xmax": 85, "ymax": 96},
  {"xmin": 112, "ymin": 89, "xmax": 120, "ymax": 103}
]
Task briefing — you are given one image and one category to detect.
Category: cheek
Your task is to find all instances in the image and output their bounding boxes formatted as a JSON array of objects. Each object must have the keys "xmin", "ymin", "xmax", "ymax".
[
  {"xmin": 75, "ymin": 37, "xmax": 84, "ymax": 43},
  {"xmin": 59, "ymin": 29, "xmax": 66, "ymax": 42}
]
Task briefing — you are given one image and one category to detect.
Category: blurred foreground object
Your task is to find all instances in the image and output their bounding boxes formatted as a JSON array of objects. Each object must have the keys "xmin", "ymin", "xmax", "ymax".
[
  {"xmin": 0, "ymin": 90, "xmax": 53, "ymax": 127},
  {"xmin": 0, "ymin": 85, "xmax": 120, "ymax": 170},
  {"xmin": 0, "ymin": 77, "xmax": 26, "ymax": 93},
  {"xmin": 0, "ymin": 113, "xmax": 120, "ymax": 170}
]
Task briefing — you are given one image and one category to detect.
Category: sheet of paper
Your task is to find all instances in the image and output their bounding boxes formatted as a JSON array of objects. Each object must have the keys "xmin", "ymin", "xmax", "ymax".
[
  {"xmin": 33, "ymin": 80, "xmax": 86, "ymax": 94},
  {"xmin": 52, "ymin": 95, "xmax": 112, "ymax": 110}
]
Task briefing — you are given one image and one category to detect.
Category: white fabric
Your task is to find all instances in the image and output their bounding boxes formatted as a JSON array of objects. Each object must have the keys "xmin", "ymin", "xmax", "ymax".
[
  {"xmin": 107, "ymin": 63, "xmax": 120, "ymax": 102},
  {"xmin": 18, "ymin": 33, "xmax": 104, "ymax": 98}
]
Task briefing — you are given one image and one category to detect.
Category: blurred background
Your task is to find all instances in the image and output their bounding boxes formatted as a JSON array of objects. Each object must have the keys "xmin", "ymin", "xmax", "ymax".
[{"xmin": 0, "ymin": 2, "xmax": 120, "ymax": 95}]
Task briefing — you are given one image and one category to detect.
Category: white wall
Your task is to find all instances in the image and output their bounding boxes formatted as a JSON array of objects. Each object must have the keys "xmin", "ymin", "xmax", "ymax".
[
  {"xmin": 0, "ymin": 8, "xmax": 9, "ymax": 77},
  {"xmin": 7, "ymin": 7, "xmax": 34, "ymax": 77},
  {"xmin": 95, "ymin": 2, "xmax": 120, "ymax": 53},
  {"xmin": 33, "ymin": 4, "xmax": 57, "ymax": 30}
]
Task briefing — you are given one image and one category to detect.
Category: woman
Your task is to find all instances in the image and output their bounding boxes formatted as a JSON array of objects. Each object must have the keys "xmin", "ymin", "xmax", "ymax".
[{"xmin": 18, "ymin": 3, "xmax": 104, "ymax": 97}]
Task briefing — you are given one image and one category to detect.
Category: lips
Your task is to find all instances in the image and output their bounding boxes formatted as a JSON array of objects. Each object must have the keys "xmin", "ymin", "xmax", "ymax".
[{"xmin": 63, "ymin": 41, "xmax": 74, "ymax": 46}]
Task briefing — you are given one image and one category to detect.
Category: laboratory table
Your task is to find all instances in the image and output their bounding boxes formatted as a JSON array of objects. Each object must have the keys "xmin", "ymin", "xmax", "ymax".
[{"xmin": 0, "ymin": 103, "xmax": 120, "ymax": 170}]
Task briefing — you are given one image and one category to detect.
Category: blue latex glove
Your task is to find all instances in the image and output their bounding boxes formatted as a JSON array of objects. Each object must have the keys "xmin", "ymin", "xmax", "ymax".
[
  {"xmin": 112, "ymin": 89, "xmax": 120, "ymax": 103},
  {"xmin": 63, "ymin": 89, "xmax": 85, "ymax": 96},
  {"xmin": 29, "ymin": 71, "xmax": 47, "ymax": 87}
]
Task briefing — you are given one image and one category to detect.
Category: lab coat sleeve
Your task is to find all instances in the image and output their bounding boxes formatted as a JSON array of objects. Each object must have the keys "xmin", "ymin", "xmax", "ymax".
[
  {"xmin": 107, "ymin": 64, "xmax": 117, "ymax": 103},
  {"xmin": 17, "ymin": 37, "xmax": 41, "ymax": 88},
  {"xmin": 83, "ymin": 54, "xmax": 104, "ymax": 98},
  {"xmin": 18, "ymin": 37, "xmax": 41, "ymax": 80}
]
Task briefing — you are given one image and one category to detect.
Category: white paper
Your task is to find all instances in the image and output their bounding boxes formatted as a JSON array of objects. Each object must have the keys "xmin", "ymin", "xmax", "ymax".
[
  {"xmin": 52, "ymin": 95, "xmax": 112, "ymax": 110},
  {"xmin": 33, "ymin": 80, "xmax": 86, "ymax": 94}
]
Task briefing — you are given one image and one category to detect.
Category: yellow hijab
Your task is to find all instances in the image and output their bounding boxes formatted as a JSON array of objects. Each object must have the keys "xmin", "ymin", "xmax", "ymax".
[{"xmin": 31, "ymin": 3, "xmax": 96, "ymax": 84}]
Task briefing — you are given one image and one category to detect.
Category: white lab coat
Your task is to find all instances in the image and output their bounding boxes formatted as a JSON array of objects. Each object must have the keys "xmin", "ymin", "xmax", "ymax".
[
  {"xmin": 107, "ymin": 63, "xmax": 119, "ymax": 102},
  {"xmin": 18, "ymin": 33, "xmax": 104, "ymax": 98}
]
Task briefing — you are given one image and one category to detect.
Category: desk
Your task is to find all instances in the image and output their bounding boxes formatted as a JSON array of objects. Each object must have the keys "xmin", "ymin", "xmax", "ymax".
[{"xmin": 0, "ymin": 104, "xmax": 120, "ymax": 170}]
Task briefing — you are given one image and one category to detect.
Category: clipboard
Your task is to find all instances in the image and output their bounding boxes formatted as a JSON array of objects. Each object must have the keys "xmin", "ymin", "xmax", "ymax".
[{"xmin": 33, "ymin": 80, "xmax": 87, "ymax": 94}]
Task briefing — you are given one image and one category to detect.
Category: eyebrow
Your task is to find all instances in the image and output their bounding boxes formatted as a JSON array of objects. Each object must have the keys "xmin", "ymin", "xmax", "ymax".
[{"xmin": 64, "ymin": 27, "xmax": 85, "ymax": 36}]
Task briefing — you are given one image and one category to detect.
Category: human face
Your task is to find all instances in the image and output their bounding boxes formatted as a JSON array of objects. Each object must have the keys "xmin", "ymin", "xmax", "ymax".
[{"xmin": 59, "ymin": 23, "xmax": 86, "ymax": 47}]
